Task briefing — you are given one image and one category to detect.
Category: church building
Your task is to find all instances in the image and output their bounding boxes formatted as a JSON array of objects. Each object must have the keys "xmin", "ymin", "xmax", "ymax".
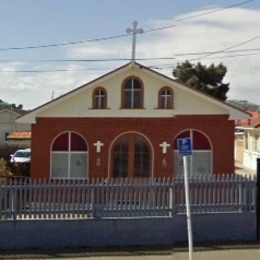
[{"xmin": 17, "ymin": 61, "xmax": 249, "ymax": 180}]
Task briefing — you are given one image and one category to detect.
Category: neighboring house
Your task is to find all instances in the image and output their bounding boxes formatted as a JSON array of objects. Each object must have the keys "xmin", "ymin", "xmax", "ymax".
[
  {"xmin": 234, "ymin": 130, "xmax": 244, "ymax": 163},
  {"xmin": 17, "ymin": 62, "xmax": 249, "ymax": 180},
  {"xmin": 7, "ymin": 131, "xmax": 31, "ymax": 147},
  {"xmin": 235, "ymin": 111, "xmax": 260, "ymax": 170},
  {"xmin": 0, "ymin": 109, "xmax": 31, "ymax": 146}
]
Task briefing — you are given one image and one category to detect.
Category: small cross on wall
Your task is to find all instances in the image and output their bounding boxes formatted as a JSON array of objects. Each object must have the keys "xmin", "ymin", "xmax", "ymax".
[
  {"xmin": 160, "ymin": 142, "xmax": 170, "ymax": 154},
  {"xmin": 94, "ymin": 141, "xmax": 104, "ymax": 153}
]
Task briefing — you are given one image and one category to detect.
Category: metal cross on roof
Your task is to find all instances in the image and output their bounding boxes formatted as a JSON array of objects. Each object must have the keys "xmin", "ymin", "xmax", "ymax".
[{"xmin": 126, "ymin": 21, "xmax": 144, "ymax": 62}]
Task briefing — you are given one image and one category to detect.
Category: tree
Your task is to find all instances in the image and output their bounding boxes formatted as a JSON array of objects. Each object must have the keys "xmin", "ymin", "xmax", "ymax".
[
  {"xmin": 172, "ymin": 61, "xmax": 229, "ymax": 101},
  {"xmin": 0, "ymin": 99, "xmax": 23, "ymax": 111}
]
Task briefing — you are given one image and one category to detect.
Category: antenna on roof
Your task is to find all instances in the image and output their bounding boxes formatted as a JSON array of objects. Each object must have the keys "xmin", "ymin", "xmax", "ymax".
[
  {"xmin": 51, "ymin": 91, "xmax": 54, "ymax": 100},
  {"xmin": 126, "ymin": 21, "xmax": 144, "ymax": 63}
]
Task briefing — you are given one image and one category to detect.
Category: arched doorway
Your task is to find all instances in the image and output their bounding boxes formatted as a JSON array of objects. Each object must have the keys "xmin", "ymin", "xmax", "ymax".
[
  {"xmin": 174, "ymin": 130, "xmax": 212, "ymax": 176},
  {"xmin": 111, "ymin": 133, "xmax": 152, "ymax": 178},
  {"xmin": 50, "ymin": 132, "xmax": 88, "ymax": 179}
]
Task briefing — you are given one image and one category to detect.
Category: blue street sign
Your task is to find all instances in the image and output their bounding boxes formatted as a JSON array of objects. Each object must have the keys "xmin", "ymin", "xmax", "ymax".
[{"xmin": 177, "ymin": 138, "xmax": 192, "ymax": 156}]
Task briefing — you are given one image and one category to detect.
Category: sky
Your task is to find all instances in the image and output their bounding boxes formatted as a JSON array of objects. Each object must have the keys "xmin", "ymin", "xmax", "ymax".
[{"xmin": 1, "ymin": 0, "xmax": 260, "ymax": 110}]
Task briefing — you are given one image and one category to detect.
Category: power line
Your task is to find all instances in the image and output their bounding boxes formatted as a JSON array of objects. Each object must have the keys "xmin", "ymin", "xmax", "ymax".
[
  {"xmin": 1, "ymin": 48, "xmax": 260, "ymax": 73},
  {"xmin": 189, "ymin": 34, "xmax": 260, "ymax": 61},
  {"xmin": 1, "ymin": 47, "xmax": 260, "ymax": 73},
  {"xmin": 0, "ymin": 45, "xmax": 260, "ymax": 64},
  {"xmin": 0, "ymin": 57, "xmax": 176, "ymax": 63},
  {"xmin": 145, "ymin": 0, "xmax": 254, "ymax": 33},
  {"xmin": 0, "ymin": 0, "xmax": 254, "ymax": 52},
  {"xmin": 185, "ymin": 51, "xmax": 260, "ymax": 60},
  {"xmin": 151, "ymin": 53, "xmax": 260, "ymax": 70},
  {"xmin": 0, "ymin": 67, "xmax": 112, "ymax": 73},
  {"xmin": 148, "ymin": 51, "xmax": 260, "ymax": 70},
  {"xmin": 175, "ymin": 47, "xmax": 260, "ymax": 56},
  {"xmin": 0, "ymin": 34, "xmax": 129, "ymax": 51}
]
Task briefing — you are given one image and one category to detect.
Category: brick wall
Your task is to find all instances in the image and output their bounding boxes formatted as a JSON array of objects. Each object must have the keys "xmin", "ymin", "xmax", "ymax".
[{"xmin": 31, "ymin": 115, "xmax": 234, "ymax": 179}]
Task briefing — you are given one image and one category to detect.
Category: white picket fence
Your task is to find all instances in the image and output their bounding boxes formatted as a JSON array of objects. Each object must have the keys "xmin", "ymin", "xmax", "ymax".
[{"xmin": 0, "ymin": 175, "xmax": 257, "ymax": 220}]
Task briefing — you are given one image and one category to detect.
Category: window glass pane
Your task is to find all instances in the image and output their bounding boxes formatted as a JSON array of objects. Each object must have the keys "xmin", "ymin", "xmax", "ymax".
[
  {"xmin": 159, "ymin": 88, "xmax": 172, "ymax": 109},
  {"xmin": 70, "ymin": 153, "xmax": 87, "ymax": 178},
  {"xmin": 71, "ymin": 133, "xmax": 87, "ymax": 151},
  {"xmin": 192, "ymin": 131, "xmax": 210, "ymax": 150},
  {"xmin": 174, "ymin": 151, "xmax": 211, "ymax": 176},
  {"xmin": 114, "ymin": 137, "xmax": 128, "ymax": 152},
  {"xmin": 192, "ymin": 152, "xmax": 211, "ymax": 175},
  {"xmin": 133, "ymin": 91, "xmax": 141, "ymax": 108},
  {"xmin": 94, "ymin": 89, "xmax": 106, "ymax": 109},
  {"xmin": 125, "ymin": 79, "xmax": 133, "ymax": 90},
  {"xmin": 99, "ymin": 94, "xmax": 105, "ymax": 108},
  {"xmin": 166, "ymin": 89, "xmax": 171, "ymax": 95},
  {"xmin": 124, "ymin": 91, "xmax": 132, "ymax": 108},
  {"xmin": 134, "ymin": 79, "xmax": 141, "ymax": 89},
  {"xmin": 52, "ymin": 133, "xmax": 69, "ymax": 151},
  {"xmin": 113, "ymin": 137, "xmax": 129, "ymax": 178},
  {"xmin": 174, "ymin": 151, "xmax": 191, "ymax": 176},
  {"xmin": 123, "ymin": 78, "xmax": 142, "ymax": 108},
  {"xmin": 94, "ymin": 96, "xmax": 100, "ymax": 108},
  {"xmin": 134, "ymin": 139, "xmax": 150, "ymax": 177},
  {"xmin": 113, "ymin": 151, "xmax": 128, "ymax": 178},
  {"xmin": 166, "ymin": 97, "xmax": 171, "ymax": 108},
  {"xmin": 51, "ymin": 153, "xmax": 69, "ymax": 178}
]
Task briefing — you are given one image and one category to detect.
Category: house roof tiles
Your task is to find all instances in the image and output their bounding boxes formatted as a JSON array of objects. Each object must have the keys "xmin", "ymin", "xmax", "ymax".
[{"xmin": 7, "ymin": 131, "xmax": 31, "ymax": 140}]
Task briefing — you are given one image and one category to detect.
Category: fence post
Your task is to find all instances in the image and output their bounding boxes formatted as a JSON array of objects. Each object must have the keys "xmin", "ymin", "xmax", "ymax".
[
  {"xmin": 256, "ymin": 158, "xmax": 260, "ymax": 241},
  {"xmin": 10, "ymin": 180, "xmax": 17, "ymax": 221}
]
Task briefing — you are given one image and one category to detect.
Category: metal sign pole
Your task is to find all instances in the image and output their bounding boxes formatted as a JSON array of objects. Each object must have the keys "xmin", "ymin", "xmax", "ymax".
[
  {"xmin": 177, "ymin": 137, "xmax": 193, "ymax": 260},
  {"xmin": 183, "ymin": 155, "xmax": 193, "ymax": 260}
]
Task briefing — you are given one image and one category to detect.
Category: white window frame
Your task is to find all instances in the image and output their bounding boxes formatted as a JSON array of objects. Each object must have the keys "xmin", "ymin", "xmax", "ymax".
[{"xmin": 50, "ymin": 132, "xmax": 88, "ymax": 180}]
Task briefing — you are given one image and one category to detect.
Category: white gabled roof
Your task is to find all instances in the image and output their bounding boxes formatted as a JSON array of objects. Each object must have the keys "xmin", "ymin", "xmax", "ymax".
[{"xmin": 17, "ymin": 61, "xmax": 250, "ymax": 124}]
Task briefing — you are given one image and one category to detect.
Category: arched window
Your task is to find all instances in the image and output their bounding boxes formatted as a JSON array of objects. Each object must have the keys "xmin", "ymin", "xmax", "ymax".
[
  {"xmin": 51, "ymin": 132, "xmax": 88, "ymax": 179},
  {"xmin": 174, "ymin": 130, "xmax": 212, "ymax": 176},
  {"xmin": 122, "ymin": 77, "xmax": 143, "ymax": 108},
  {"xmin": 158, "ymin": 87, "xmax": 173, "ymax": 109},
  {"xmin": 111, "ymin": 133, "xmax": 151, "ymax": 178},
  {"xmin": 92, "ymin": 87, "xmax": 107, "ymax": 109}
]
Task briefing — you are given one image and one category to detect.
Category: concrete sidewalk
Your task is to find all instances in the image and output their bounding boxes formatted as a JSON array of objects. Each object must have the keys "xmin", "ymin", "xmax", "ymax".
[{"xmin": 0, "ymin": 243, "xmax": 259, "ymax": 260}]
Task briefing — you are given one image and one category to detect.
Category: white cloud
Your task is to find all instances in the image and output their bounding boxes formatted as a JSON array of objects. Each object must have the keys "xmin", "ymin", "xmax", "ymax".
[
  {"xmin": 1, "ymin": 63, "xmax": 102, "ymax": 110},
  {"xmin": 141, "ymin": 8, "xmax": 260, "ymax": 104},
  {"xmin": 67, "ymin": 41, "xmax": 131, "ymax": 59},
  {"xmin": 2, "ymin": 7, "xmax": 260, "ymax": 109}
]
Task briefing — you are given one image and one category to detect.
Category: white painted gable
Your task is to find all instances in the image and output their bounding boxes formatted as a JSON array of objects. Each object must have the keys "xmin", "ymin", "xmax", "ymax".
[{"xmin": 17, "ymin": 62, "xmax": 250, "ymax": 124}]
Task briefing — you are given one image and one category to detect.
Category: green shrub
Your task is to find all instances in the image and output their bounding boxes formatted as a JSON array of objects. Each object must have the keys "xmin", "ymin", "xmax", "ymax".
[{"xmin": 0, "ymin": 158, "xmax": 11, "ymax": 177}]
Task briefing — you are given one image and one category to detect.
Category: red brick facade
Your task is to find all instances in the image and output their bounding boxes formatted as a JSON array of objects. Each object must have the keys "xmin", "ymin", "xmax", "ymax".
[{"xmin": 31, "ymin": 115, "xmax": 234, "ymax": 179}]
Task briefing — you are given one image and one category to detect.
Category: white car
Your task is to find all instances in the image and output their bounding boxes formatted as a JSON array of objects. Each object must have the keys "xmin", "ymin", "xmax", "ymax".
[{"xmin": 10, "ymin": 148, "xmax": 31, "ymax": 164}]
